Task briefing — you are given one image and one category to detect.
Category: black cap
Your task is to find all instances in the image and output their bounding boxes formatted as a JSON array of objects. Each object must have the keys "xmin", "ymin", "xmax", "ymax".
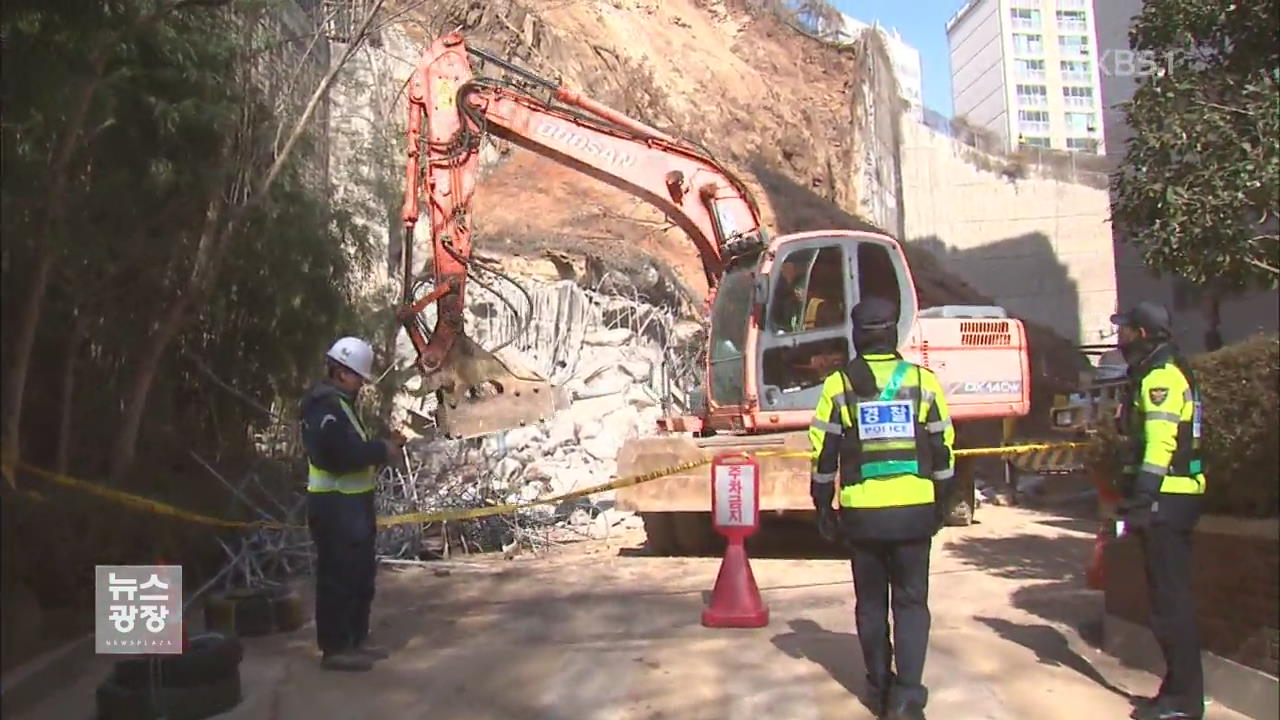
[
  {"xmin": 851, "ymin": 297, "xmax": 897, "ymax": 332},
  {"xmin": 1110, "ymin": 301, "xmax": 1171, "ymax": 335}
]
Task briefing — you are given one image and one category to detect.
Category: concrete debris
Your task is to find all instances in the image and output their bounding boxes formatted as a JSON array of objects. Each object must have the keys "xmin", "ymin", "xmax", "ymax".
[{"xmin": 374, "ymin": 274, "xmax": 697, "ymax": 559}]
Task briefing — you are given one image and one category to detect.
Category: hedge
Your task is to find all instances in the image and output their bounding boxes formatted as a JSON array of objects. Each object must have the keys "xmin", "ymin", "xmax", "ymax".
[{"xmin": 1088, "ymin": 333, "xmax": 1279, "ymax": 518}]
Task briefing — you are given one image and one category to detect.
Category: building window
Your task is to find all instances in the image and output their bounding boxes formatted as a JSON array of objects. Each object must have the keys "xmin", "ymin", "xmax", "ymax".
[
  {"xmin": 1017, "ymin": 84, "xmax": 1049, "ymax": 107},
  {"xmin": 1060, "ymin": 60, "xmax": 1092, "ymax": 84},
  {"xmin": 1056, "ymin": 9, "xmax": 1087, "ymax": 33},
  {"xmin": 1058, "ymin": 34, "xmax": 1090, "ymax": 58},
  {"xmin": 1066, "ymin": 137, "xmax": 1096, "ymax": 151},
  {"xmin": 1056, "ymin": 0, "xmax": 1087, "ymax": 8},
  {"xmin": 1010, "ymin": 8, "xmax": 1041, "ymax": 30},
  {"xmin": 1063, "ymin": 86, "xmax": 1094, "ymax": 109},
  {"xmin": 1015, "ymin": 58, "xmax": 1046, "ymax": 81},
  {"xmin": 1019, "ymin": 110, "xmax": 1051, "ymax": 135},
  {"xmin": 1064, "ymin": 111, "xmax": 1095, "ymax": 134},
  {"xmin": 1013, "ymin": 33, "xmax": 1044, "ymax": 56},
  {"xmin": 1021, "ymin": 136, "xmax": 1051, "ymax": 148}
]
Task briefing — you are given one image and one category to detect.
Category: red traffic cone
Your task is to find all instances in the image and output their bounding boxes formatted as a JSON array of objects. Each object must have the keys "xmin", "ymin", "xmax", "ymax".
[{"xmin": 701, "ymin": 537, "xmax": 769, "ymax": 628}]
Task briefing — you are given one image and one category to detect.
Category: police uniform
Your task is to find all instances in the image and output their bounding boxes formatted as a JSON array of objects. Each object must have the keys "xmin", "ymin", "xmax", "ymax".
[
  {"xmin": 809, "ymin": 298, "xmax": 955, "ymax": 720},
  {"xmin": 300, "ymin": 379, "xmax": 390, "ymax": 670},
  {"xmin": 1113, "ymin": 303, "xmax": 1206, "ymax": 720}
]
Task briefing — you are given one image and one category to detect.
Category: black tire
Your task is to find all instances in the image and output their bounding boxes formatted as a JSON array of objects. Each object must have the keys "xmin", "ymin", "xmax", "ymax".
[
  {"xmin": 112, "ymin": 632, "xmax": 242, "ymax": 689},
  {"xmin": 97, "ymin": 669, "xmax": 241, "ymax": 720},
  {"xmin": 641, "ymin": 512, "xmax": 677, "ymax": 555},
  {"xmin": 205, "ymin": 585, "xmax": 305, "ymax": 637}
]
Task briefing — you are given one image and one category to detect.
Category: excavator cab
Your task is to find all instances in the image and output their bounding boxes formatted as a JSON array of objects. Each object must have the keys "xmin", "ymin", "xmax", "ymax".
[{"xmin": 703, "ymin": 231, "xmax": 917, "ymax": 426}]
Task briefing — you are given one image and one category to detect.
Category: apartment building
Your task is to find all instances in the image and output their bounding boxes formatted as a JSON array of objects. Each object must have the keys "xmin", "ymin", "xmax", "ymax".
[{"xmin": 946, "ymin": 0, "xmax": 1105, "ymax": 154}]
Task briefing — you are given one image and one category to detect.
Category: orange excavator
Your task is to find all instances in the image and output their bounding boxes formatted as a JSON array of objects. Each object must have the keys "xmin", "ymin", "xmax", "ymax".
[{"xmin": 398, "ymin": 33, "xmax": 1031, "ymax": 552}]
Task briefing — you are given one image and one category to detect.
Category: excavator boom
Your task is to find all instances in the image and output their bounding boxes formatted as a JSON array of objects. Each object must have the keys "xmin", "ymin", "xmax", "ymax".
[{"xmin": 398, "ymin": 33, "xmax": 765, "ymax": 438}]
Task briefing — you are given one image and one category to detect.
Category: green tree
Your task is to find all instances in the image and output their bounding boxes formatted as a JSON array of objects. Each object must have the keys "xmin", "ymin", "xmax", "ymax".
[{"xmin": 1110, "ymin": 0, "xmax": 1280, "ymax": 298}]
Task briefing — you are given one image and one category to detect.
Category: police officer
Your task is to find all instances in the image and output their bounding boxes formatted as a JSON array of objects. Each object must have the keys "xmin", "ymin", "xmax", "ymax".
[
  {"xmin": 1112, "ymin": 302, "xmax": 1205, "ymax": 720},
  {"xmin": 808, "ymin": 298, "xmax": 955, "ymax": 720},
  {"xmin": 301, "ymin": 336, "xmax": 404, "ymax": 672}
]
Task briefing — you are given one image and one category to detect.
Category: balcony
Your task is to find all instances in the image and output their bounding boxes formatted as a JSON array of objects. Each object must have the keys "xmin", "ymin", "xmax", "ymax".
[
  {"xmin": 1063, "ymin": 95, "xmax": 1095, "ymax": 109},
  {"xmin": 1019, "ymin": 94, "xmax": 1049, "ymax": 108},
  {"xmin": 1021, "ymin": 121, "xmax": 1051, "ymax": 135}
]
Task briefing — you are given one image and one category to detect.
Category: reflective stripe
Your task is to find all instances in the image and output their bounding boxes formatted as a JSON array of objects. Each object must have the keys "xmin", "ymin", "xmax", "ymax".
[
  {"xmin": 810, "ymin": 419, "xmax": 842, "ymax": 434},
  {"xmin": 932, "ymin": 466, "xmax": 955, "ymax": 481},
  {"xmin": 862, "ymin": 459, "xmax": 919, "ymax": 477},
  {"xmin": 811, "ymin": 472, "xmax": 836, "ymax": 484},
  {"xmin": 1145, "ymin": 411, "xmax": 1181, "ymax": 424},
  {"xmin": 1140, "ymin": 462, "xmax": 1169, "ymax": 477},
  {"xmin": 926, "ymin": 419, "xmax": 952, "ymax": 434}
]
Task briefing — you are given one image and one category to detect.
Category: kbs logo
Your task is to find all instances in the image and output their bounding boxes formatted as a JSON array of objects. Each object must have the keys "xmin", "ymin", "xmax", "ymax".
[
  {"xmin": 535, "ymin": 121, "xmax": 636, "ymax": 168},
  {"xmin": 1098, "ymin": 49, "xmax": 1181, "ymax": 78},
  {"xmin": 947, "ymin": 380, "xmax": 1023, "ymax": 395}
]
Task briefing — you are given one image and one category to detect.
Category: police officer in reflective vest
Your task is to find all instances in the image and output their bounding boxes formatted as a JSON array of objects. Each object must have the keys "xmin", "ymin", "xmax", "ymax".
[
  {"xmin": 1113, "ymin": 303, "xmax": 1206, "ymax": 720},
  {"xmin": 301, "ymin": 336, "xmax": 404, "ymax": 672},
  {"xmin": 809, "ymin": 298, "xmax": 955, "ymax": 720}
]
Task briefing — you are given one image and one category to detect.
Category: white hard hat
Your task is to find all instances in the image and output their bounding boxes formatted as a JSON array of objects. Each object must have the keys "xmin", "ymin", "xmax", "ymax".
[{"xmin": 326, "ymin": 336, "xmax": 376, "ymax": 382}]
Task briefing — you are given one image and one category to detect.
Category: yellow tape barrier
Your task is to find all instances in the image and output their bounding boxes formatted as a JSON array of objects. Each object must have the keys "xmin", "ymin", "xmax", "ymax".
[{"xmin": 1, "ymin": 441, "xmax": 1092, "ymax": 530}]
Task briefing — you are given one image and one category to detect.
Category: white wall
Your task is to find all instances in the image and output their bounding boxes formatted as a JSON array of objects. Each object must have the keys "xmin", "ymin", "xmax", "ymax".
[{"xmin": 899, "ymin": 118, "xmax": 1118, "ymax": 343}]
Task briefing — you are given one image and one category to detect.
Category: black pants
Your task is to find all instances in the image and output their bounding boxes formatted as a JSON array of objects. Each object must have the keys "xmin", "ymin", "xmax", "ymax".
[
  {"xmin": 850, "ymin": 537, "xmax": 932, "ymax": 709},
  {"xmin": 1141, "ymin": 524, "xmax": 1203, "ymax": 713},
  {"xmin": 308, "ymin": 491, "xmax": 377, "ymax": 656}
]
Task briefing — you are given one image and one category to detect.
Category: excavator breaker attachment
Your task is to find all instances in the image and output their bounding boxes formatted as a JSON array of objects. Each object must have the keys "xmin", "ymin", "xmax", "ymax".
[{"xmin": 422, "ymin": 334, "xmax": 571, "ymax": 440}]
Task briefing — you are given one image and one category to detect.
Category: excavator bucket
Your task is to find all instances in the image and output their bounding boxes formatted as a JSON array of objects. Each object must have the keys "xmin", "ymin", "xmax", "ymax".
[{"xmin": 419, "ymin": 333, "xmax": 571, "ymax": 440}]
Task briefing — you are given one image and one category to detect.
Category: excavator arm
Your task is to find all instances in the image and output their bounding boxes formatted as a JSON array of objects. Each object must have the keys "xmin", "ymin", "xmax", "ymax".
[{"xmin": 398, "ymin": 32, "xmax": 767, "ymax": 439}]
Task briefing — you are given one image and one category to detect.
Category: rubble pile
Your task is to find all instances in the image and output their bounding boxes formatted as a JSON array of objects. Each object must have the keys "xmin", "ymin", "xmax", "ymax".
[{"xmin": 377, "ymin": 271, "xmax": 701, "ymax": 557}]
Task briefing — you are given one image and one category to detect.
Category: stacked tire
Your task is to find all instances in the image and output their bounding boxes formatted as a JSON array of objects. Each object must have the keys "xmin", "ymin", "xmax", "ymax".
[
  {"xmin": 204, "ymin": 585, "xmax": 306, "ymax": 637},
  {"xmin": 96, "ymin": 632, "xmax": 243, "ymax": 720}
]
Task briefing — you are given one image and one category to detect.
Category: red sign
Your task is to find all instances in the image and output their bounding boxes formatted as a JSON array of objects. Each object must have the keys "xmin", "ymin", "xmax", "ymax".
[{"xmin": 710, "ymin": 453, "xmax": 760, "ymax": 539}]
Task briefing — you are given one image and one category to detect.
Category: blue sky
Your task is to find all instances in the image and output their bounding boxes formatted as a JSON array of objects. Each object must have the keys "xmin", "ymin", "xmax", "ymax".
[{"xmin": 829, "ymin": 0, "xmax": 966, "ymax": 116}]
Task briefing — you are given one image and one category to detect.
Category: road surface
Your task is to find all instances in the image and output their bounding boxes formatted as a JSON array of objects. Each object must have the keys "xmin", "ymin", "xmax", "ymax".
[{"xmin": 5, "ymin": 505, "xmax": 1250, "ymax": 719}]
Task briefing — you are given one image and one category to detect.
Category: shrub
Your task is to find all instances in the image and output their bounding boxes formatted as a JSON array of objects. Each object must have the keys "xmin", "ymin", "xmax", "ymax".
[{"xmin": 1089, "ymin": 333, "xmax": 1279, "ymax": 517}]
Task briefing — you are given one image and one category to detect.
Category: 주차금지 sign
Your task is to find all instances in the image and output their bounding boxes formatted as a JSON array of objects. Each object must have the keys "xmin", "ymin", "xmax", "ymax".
[{"xmin": 711, "ymin": 454, "xmax": 759, "ymax": 532}]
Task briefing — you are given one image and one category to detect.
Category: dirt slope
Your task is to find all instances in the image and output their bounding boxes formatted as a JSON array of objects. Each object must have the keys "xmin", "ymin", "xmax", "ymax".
[{"xmin": 402, "ymin": 0, "xmax": 881, "ymax": 296}]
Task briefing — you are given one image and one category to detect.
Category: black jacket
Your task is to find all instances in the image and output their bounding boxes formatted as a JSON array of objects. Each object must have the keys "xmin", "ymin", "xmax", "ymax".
[{"xmin": 299, "ymin": 381, "xmax": 387, "ymax": 475}]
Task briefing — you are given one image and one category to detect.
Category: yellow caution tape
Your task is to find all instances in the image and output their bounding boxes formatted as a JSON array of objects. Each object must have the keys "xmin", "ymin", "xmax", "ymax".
[{"xmin": 0, "ymin": 440, "xmax": 1092, "ymax": 530}]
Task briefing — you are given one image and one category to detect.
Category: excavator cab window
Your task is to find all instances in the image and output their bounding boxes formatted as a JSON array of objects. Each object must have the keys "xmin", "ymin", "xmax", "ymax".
[{"xmin": 759, "ymin": 243, "xmax": 853, "ymax": 405}]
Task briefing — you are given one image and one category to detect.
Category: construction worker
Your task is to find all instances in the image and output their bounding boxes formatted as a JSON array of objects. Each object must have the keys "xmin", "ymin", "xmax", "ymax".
[
  {"xmin": 808, "ymin": 298, "xmax": 954, "ymax": 720},
  {"xmin": 1112, "ymin": 302, "xmax": 1205, "ymax": 720},
  {"xmin": 300, "ymin": 336, "xmax": 404, "ymax": 672}
]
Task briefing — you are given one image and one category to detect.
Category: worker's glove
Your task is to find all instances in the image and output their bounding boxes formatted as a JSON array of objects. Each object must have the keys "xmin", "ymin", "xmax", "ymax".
[
  {"xmin": 811, "ymin": 478, "xmax": 838, "ymax": 542},
  {"xmin": 816, "ymin": 506, "xmax": 840, "ymax": 543}
]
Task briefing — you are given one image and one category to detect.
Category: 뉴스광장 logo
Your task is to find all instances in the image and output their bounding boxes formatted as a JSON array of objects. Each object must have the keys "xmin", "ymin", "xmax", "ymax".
[{"xmin": 95, "ymin": 565, "xmax": 183, "ymax": 654}]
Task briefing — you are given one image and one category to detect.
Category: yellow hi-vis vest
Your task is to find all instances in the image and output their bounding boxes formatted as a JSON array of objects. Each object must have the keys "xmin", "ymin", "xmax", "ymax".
[
  {"xmin": 809, "ymin": 357, "xmax": 954, "ymax": 509},
  {"xmin": 307, "ymin": 398, "xmax": 377, "ymax": 494},
  {"xmin": 1125, "ymin": 359, "xmax": 1206, "ymax": 496}
]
